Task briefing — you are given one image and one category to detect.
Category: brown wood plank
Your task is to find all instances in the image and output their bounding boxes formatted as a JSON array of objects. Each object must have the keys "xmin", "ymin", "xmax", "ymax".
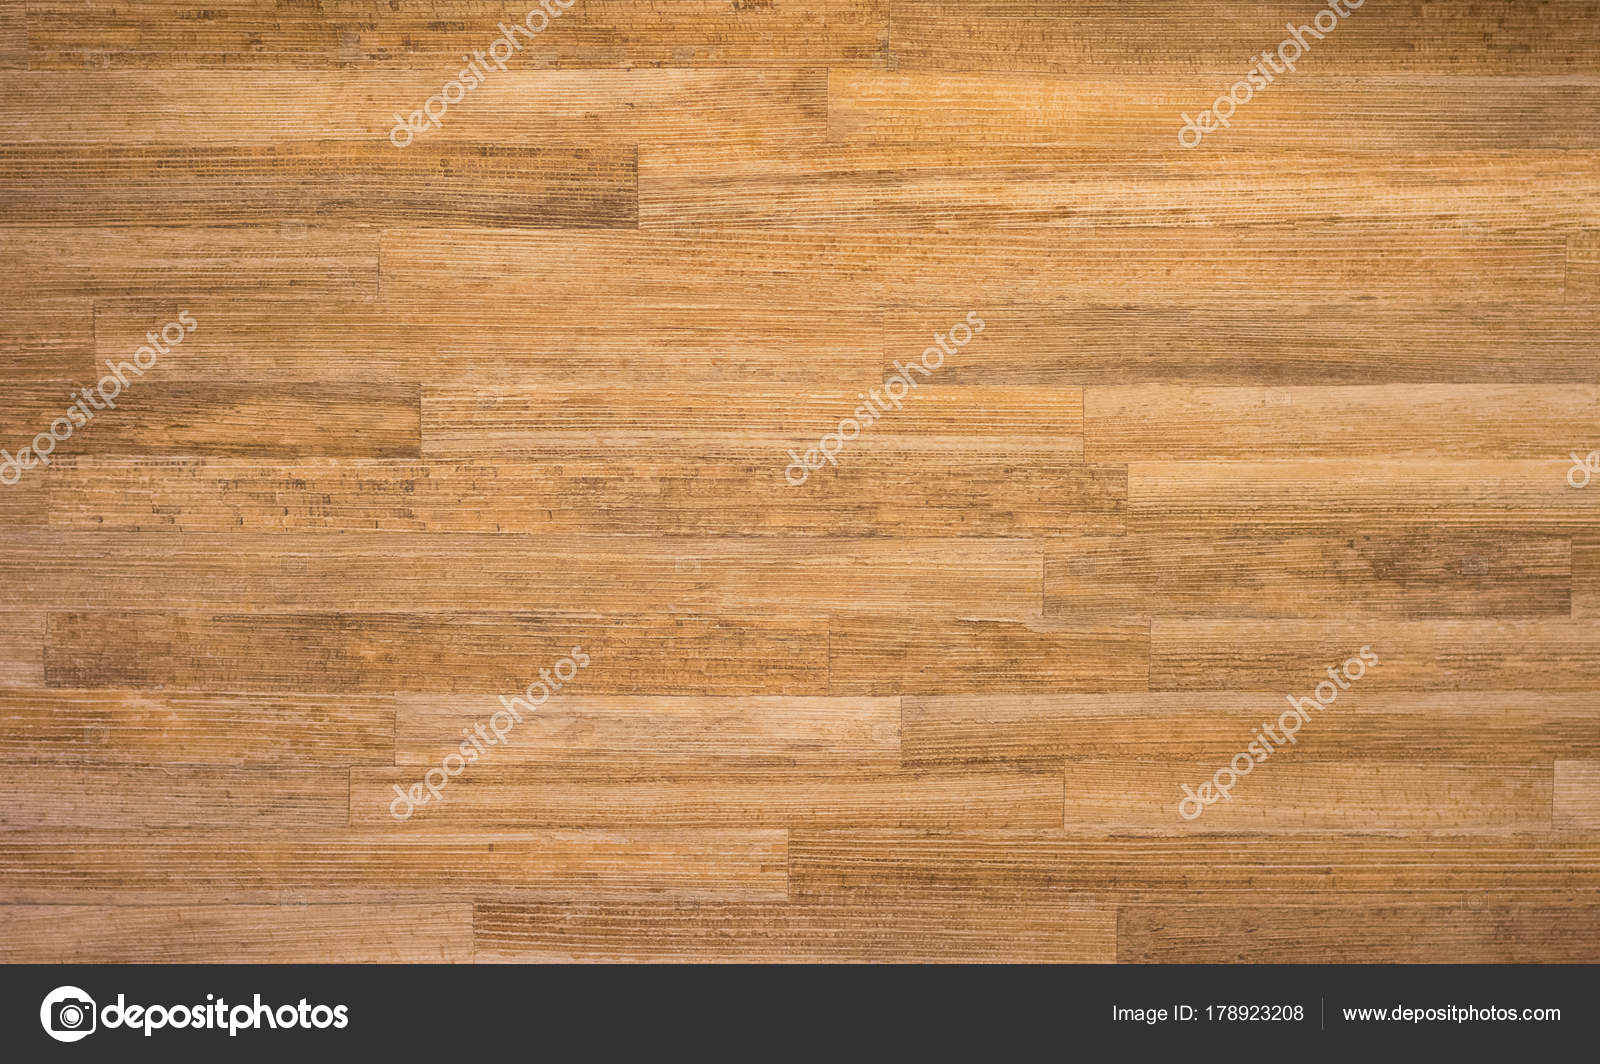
[
  {"xmin": 0, "ymin": 612, "xmax": 43, "ymax": 687},
  {"xmin": 828, "ymin": 615, "xmax": 1149, "ymax": 695},
  {"xmin": 0, "ymin": 142, "xmax": 636, "ymax": 227},
  {"xmin": 1044, "ymin": 531, "xmax": 1570, "ymax": 618},
  {"xmin": 1554, "ymin": 760, "xmax": 1600, "ymax": 830},
  {"xmin": 1572, "ymin": 229, "xmax": 1600, "ymax": 299},
  {"xmin": 0, "ymin": 904, "xmax": 474, "ymax": 963},
  {"xmin": 45, "ymin": 611, "xmax": 829, "ymax": 694},
  {"xmin": 902, "ymin": 691, "xmax": 1600, "ymax": 765},
  {"xmin": 2, "ymin": 764, "xmax": 349, "ymax": 828},
  {"xmin": 1086, "ymin": 385, "xmax": 1600, "ymax": 461},
  {"xmin": 1150, "ymin": 619, "xmax": 1600, "ymax": 690},
  {"xmin": 1116, "ymin": 903, "xmax": 1600, "ymax": 963},
  {"xmin": 0, "ymin": 300, "xmax": 94, "ymax": 381},
  {"xmin": 0, "ymin": 829, "xmax": 789, "ymax": 903},
  {"xmin": 0, "ymin": 688, "xmax": 395, "ymax": 766},
  {"xmin": 46, "ymin": 457, "xmax": 1126, "ymax": 536},
  {"xmin": 474, "ymin": 899, "xmax": 1114, "ymax": 962}
]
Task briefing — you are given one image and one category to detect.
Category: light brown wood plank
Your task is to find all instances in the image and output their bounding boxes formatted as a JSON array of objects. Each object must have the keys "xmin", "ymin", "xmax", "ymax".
[
  {"xmin": 1150, "ymin": 619, "xmax": 1600, "ymax": 690},
  {"xmin": 828, "ymin": 616, "xmax": 1149, "ymax": 695},
  {"xmin": 397, "ymin": 694, "xmax": 899, "ymax": 772},
  {"xmin": 0, "ymin": 611, "xmax": 43, "ymax": 687},
  {"xmin": 0, "ymin": 829, "xmax": 788, "ymax": 903},
  {"xmin": 889, "ymin": 1, "xmax": 1600, "ymax": 75},
  {"xmin": 0, "ymin": 142, "xmax": 636, "ymax": 227},
  {"xmin": 474, "ymin": 899, "xmax": 1114, "ymax": 962},
  {"xmin": 828, "ymin": 69, "xmax": 1600, "ymax": 150},
  {"xmin": 1117, "ymin": 903, "xmax": 1600, "ymax": 963},
  {"xmin": 1576, "ymin": 536, "xmax": 1600, "ymax": 618},
  {"xmin": 1086, "ymin": 385, "xmax": 1600, "ymax": 461},
  {"xmin": 2, "ymin": 764, "xmax": 348, "ymax": 828},
  {"xmin": 0, "ymin": 227, "xmax": 378, "ymax": 299},
  {"xmin": 6, "ymin": 70, "xmax": 826, "ymax": 146},
  {"xmin": 0, "ymin": 904, "xmax": 474, "ymax": 963},
  {"xmin": 5, "ymin": 381, "xmax": 420, "ymax": 458},
  {"xmin": 25, "ymin": 0, "xmax": 887, "ymax": 68},
  {"xmin": 1, "ymin": 533, "xmax": 1043, "ymax": 617},
  {"xmin": 885, "ymin": 303, "xmax": 1600, "ymax": 385},
  {"xmin": 381, "ymin": 225, "xmax": 1568, "ymax": 304},
  {"xmin": 0, "ymin": 688, "xmax": 395, "ymax": 766},
  {"xmin": 1061, "ymin": 760, "xmax": 1552, "ymax": 834},
  {"xmin": 352, "ymin": 766, "xmax": 1064, "ymax": 829},
  {"xmin": 0, "ymin": 300, "xmax": 94, "ymax": 381},
  {"xmin": 903, "ymin": 691, "xmax": 1600, "ymax": 765},
  {"xmin": 420, "ymin": 386, "xmax": 1082, "ymax": 460},
  {"xmin": 1130, "ymin": 460, "xmax": 1600, "ymax": 533},
  {"xmin": 93, "ymin": 300, "xmax": 887, "ymax": 388},
  {"xmin": 789, "ymin": 833, "xmax": 1600, "ymax": 901},
  {"xmin": 1044, "ymin": 531, "xmax": 1570, "ymax": 617},
  {"xmin": 1572, "ymin": 229, "xmax": 1600, "ymax": 299},
  {"xmin": 1554, "ymin": 760, "xmax": 1600, "ymax": 830},
  {"xmin": 45, "ymin": 611, "xmax": 829, "ymax": 694},
  {"xmin": 46, "ymin": 456, "xmax": 1126, "ymax": 535},
  {"xmin": 642, "ymin": 145, "xmax": 1600, "ymax": 229}
]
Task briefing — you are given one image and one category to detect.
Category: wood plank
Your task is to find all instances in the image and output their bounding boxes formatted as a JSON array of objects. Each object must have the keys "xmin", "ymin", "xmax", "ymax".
[
  {"xmin": 1044, "ymin": 531, "xmax": 1570, "ymax": 617},
  {"xmin": 0, "ymin": 227, "xmax": 378, "ymax": 299},
  {"xmin": 352, "ymin": 767, "xmax": 1064, "ymax": 829},
  {"xmin": 1116, "ymin": 903, "xmax": 1600, "ymax": 963},
  {"xmin": 47, "ymin": 456, "xmax": 1126, "ymax": 535},
  {"xmin": 3, "ymin": 381, "xmax": 420, "ymax": 459},
  {"xmin": 885, "ymin": 303, "xmax": 1600, "ymax": 385},
  {"xmin": 789, "ymin": 833, "xmax": 1600, "ymax": 901},
  {"xmin": 0, "ymin": 829, "xmax": 788, "ymax": 903},
  {"xmin": 2, "ymin": 764, "xmax": 349, "ymax": 828},
  {"xmin": 888, "ymin": 1, "xmax": 1600, "ymax": 75},
  {"xmin": 420, "ymin": 386, "xmax": 1083, "ymax": 460},
  {"xmin": 45, "ymin": 611, "xmax": 829, "ymax": 694},
  {"xmin": 93, "ymin": 300, "xmax": 887, "ymax": 388},
  {"xmin": 0, "ymin": 0, "xmax": 22, "ymax": 68},
  {"xmin": 828, "ymin": 615, "xmax": 1149, "ymax": 695},
  {"xmin": 0, "ymin": 533, "xmax": 1043, "ymax": 617},
  {"xmin": 381, "ymin": 225, "xmax": 1567, "ymax": 304},
  {"xmin": 1554, "ymin": 760, "xmax": 1600, "ymax": 830},
  {"xmin": 1150, "ymin": 618, "xmax": 1600, "ymax": 690},
  {"xmin": 1572, "ymin": 229, "xmax": 1600, "ymax": 299},
  {"xmin": 828, "ymin": 69, "xmax": 1600, "ymax": 150},
  {"xmin": 474, "ymin": 899, "xmax": 1114, "ymax": 962},
  {"xmin": 0, "ymin": 688, "xmax": 395, "ymax": 766},
  {"xmin": 1061, "ymin": 760, "xmax": 1551, "ymax": 834},
  {"xmin": 396, "ymin": 694, "xmax": 900, "ymax": 772},
  {"xmin": 902, "ymin": 691, "xmax": 1600, "ymax": 765},
  {"xmin": 0, "ymin": 612, "xmax": 43, "ymax": 687},
  {"xmin": 0, "ymin": 142, "xmax": 636, "ymax": 227},
  {"xmin": 5, "ymin": 70, "xmax": 826, "ymax": 146},
  {"xmin": 1576, "ymin": 536, "xmax": 1600, "ymax": 618},
  {"xmin": 1086, "ymin": 385, "xmax": 1600, "ymax": 460},
  {"xmin": 24, "ymin": 0, "xmax": 887, "ymax": 68},
  {"xmin": 1130, "ymin": 460, "xmax": 1600, "ymax": 533},
  {"xmin": 0, "ymin": 904, "xmax": 474, "ymax": 963},
  {"xmin": 641, "ymin": 144, "xmax": 1600, "ymax": 229}
]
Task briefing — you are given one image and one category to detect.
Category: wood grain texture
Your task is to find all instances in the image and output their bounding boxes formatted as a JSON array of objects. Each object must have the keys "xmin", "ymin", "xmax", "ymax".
[{"xmin": 4, "ymin": 1, "xmax": 1598, "ymax": 964}]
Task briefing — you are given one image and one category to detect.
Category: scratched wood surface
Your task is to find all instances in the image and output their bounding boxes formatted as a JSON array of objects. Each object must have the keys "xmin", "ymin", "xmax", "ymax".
[{"xmin": 1, "ymin": 0, "xmax": 1597, "ymax": 963}]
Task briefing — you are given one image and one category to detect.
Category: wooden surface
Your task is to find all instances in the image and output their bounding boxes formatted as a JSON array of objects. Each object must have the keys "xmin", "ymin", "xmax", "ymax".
[{"xmin": 1, "ymin": 0, "xmax": 1598, "ymax": 964}]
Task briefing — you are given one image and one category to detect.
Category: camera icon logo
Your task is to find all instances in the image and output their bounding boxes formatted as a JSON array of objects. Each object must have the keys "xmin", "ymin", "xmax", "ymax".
[{"xmin": 40, "ymin": 986, "xmax": 97, "ymax": 1042}]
